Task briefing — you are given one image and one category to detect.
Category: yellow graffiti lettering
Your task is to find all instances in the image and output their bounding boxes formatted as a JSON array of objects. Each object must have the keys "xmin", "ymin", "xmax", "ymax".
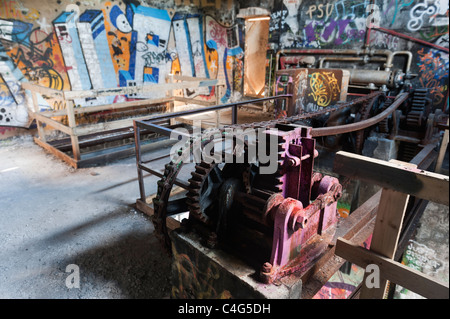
[{"xmin": 309, "ymin": 72, "xmax": 341, "ymax": 108}]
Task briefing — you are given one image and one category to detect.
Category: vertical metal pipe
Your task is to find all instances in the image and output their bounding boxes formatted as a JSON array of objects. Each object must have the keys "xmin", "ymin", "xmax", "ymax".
[
  {"xmin": 232, "ymin": 104, "xmax": 238, "ymax": 124},
  {"xmin": 133, "ymin": 121, "xmax": 146, "ymax": 201}
]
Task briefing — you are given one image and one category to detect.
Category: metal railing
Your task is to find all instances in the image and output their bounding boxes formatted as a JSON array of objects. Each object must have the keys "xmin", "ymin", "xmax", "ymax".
[{"xmin": 133, "ymin": 94, "xmax": 292, "ymax": 202}]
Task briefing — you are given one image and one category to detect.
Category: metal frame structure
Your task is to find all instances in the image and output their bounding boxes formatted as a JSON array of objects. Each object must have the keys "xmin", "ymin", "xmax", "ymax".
[
  {"xmin": 131, "ymin": 91, "xmax": 443, "ymax": 298},
  {"xmin": 133, "ymin": 94, "xmax": 292, "ymax": 203}
]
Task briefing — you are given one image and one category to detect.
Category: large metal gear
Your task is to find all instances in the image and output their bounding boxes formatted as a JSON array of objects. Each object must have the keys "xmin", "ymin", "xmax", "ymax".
[
  {"xmin": 406, "ymin": 88, "xmax": 430, "ymax": 128},
  {"xmin": 354, "ymin": 93, "xmax": 386, "ymax": 153},
  {"xmin": 151, "ymin": 91, "xmax": 392, "ymax": 253},
  {"xmin": 378, "ymin": 97, "xmax": 394, "ymax": 133}
]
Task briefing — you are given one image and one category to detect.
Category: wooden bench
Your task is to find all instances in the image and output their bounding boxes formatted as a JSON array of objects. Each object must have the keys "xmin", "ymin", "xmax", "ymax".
[{"xmin": 23, "ymin": 75, "xmax": 224, "ymax": 168}]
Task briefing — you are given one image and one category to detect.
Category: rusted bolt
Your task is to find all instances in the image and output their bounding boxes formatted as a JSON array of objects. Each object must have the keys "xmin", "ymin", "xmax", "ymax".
[
  {"xmin": 287, "ymin": 157, "xmax": 300, "ymax": 167},
  {"xmin": 262, "ymin": 262, "xmax": 272, "ymax": 273}
]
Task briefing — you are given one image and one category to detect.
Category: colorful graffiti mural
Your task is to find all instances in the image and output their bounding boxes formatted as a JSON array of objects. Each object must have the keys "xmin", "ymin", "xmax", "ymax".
[
  {"xmin": 270, "ymin": 0, "xmax": 373, "ymax": 49},
  {"xmin": 0, "ymin": 0, "xmax": 242, "ymax": 128},
  {"xmin": 266, "ymin": 0, "xmax": 449, "ymax": 113},
  {"xmin": 416, "ymin": 47, "xmax": 449, "ymax": 108},
  {"xmin": 269, "ymin": 0, "xmax": 449, "ymax": 50}
]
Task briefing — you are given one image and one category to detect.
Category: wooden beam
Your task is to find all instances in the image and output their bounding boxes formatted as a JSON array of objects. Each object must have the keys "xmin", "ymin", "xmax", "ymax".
[
  {"xmin": 360, "ymin": 188, "xmax": 410, "ymax": 298},
  {"xmin": 135, "ymin": 186, "xmax": 186, "ymax": 218},
  {"xmin": 40, "ymin": 97, "xmax": 173, "ymax": 117},
  {"xmin": 34, "ymin": 137, "xmax": 78, "ymax": 168},
  {"xmin": 336, "ymin": 238, "xmax": 449, "ymax": 299},
  {"xmin": 300, "ymin": 190, "xmax": 381, "ymax": 299},
  {"xmin": 21, "ymin": 82, "xmax": 65, "ymax": 99},
  {"xmin": 171, "ymin": 75, "xmax": 210, "ymax": 82},
  {"xmin": 435, "ymin": 118, "xmax": 449, "ymax": 173},
  {"xmin": 66, "ymin": 100, "xmax": 81, "ymax": 161},
  {"xmin": 34, "ymin": 113, "xmax": 72, "ymax": 135},
  {"xmin": 63, "ymin": 79, "xmax": 220, "ymax": 100},
  {"xmin": 333, "ymin": 151, "xmax": 449, "ymax": 205},
  {"xmin": 30, "ymin": 91, "xmax": 47, "ymax": 142},
  {"xmin": 72, "ymin": 114, "xmax": 163, "ymax": 136},
  {"xmin": 174, "ymin": 96, "xmax": 216, "ymax": 106}
]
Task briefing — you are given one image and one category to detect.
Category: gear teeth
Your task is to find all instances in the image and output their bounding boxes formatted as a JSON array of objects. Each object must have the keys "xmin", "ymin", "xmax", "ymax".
[
  {"xmin": 406, "ymin": 89, "xmax": 429, "ymax": 128},
  {"xmin": 187, "ymin": 179, "xmax": 202, "ymax": 188},
  {"xmin": 185, "ymin": 161, "xmax": 220, "ymax": 224},
  {"xmin": 190, "ymin": 171, "xmax": 204, "ymax": 180},
  {"xmin": 150, "ymin": 90, "xmax": 385, "ymax": 254}
]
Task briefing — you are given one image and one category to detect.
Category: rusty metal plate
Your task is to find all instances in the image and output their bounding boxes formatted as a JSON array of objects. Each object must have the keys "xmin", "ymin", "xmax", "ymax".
[{"xmin": 275, "ymin": 68, "xmax": 350, "ymax": 117}]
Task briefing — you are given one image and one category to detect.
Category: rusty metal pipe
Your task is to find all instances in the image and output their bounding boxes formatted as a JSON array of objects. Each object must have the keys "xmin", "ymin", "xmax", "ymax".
[
  {"xmin": 392, "ymin": 51, "xmax": 413, "ymax": 73},
  {"xmin": 347, "ymin": 69, "xmax": 393, "ymax": 87},
  {"xmin": 274, "ymin": 48, "xmax": 401, "ymax": 94},
  {"xmin": 274, "ymin": 48, "xmax": 367, "ymax": 95},
  {"xmin": 311, "ymin": 92, "xmax": 409, "ymax": 137},
  {"xmin": 318, "ymin": 56, "xmax": 386, "ymax": 69}
]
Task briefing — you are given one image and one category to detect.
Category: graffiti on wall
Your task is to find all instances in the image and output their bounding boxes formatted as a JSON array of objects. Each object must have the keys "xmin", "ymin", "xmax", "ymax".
[
  {"xmin": 0, "ymin": 0, "xmax": 242, "ymax": 128},
  {"xmin": 171, "ymin": 242, "xmax": 232, "ymax": 299},
  {"xmin": 269, "ymin": 0, "xmax": 449, "ymax": 50},
  {"xmin": 382, "ymin": 0, "xmax": 449, "ymax": 46},
  {"xmin": 308, "ymin": 71, "xmax": 341, "ymax": 107},
  {"xmin": 270, "ymin": 0, "xmax": 374, "ymax": 49},
  {"xmin": 416, "ymin": 47, "xmax": 449, "ymax": 107}
]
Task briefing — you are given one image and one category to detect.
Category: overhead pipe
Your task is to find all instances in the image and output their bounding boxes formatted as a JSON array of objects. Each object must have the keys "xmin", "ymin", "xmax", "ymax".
[
  {"xmin": 311, "ymin": 92, "xmax": 409, "ymax": 137},
  {"xmin": 273, "ymin": 48, "xmax": 404, "ymax": 94},
  {"xmin": 318, "ymin": 56, "xmax": 387, "ymax": 69}
]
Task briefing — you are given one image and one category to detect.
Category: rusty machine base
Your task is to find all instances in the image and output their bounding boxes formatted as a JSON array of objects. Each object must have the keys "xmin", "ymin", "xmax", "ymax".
[{"xmin": 170, "ymin": 229, "xmax": 304, "ymax": 299}]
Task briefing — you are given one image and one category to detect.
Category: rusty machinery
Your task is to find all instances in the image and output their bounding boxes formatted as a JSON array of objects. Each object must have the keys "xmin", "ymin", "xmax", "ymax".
[
  {"xmin": 133, "ymin": 89, "xmax": 424, "ymax": 295},
  {"xmin": 131, "ymin": 46, "xmax": 448, "ymax": 297},
  {"xmin": 271, "ymin": 48, "xmax": 448, "ymax": 159}
]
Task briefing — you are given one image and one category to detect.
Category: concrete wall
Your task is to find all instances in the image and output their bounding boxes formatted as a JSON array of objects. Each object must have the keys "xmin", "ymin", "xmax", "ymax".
[
  {"xmin": 0, "ymin": 0, "xmax": 243, "ymax": 135},
  {"xmin": 265, "ymin": 0, "xmax": 449, "ymax": 111},
  {"xmin": 1, "ymin": 0, "xmax": 449, "ymax": 138}
]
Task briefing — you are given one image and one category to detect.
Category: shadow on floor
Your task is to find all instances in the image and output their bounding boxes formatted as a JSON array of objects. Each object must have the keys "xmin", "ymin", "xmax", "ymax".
[{"xmin": 62, "ymin": 229, "xmax": 173, "ymax": 298}]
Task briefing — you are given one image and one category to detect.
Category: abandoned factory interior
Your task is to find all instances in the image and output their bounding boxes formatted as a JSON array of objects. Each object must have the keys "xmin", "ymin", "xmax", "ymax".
[{"xmin": 0, "ymin": 0, "xmax": 449, "ymax": 301}]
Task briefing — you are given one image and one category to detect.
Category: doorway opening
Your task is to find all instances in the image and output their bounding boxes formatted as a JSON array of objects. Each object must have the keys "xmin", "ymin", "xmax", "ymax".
[{"xmin": 244, "ymin": 16, "xmax": 270, "ymax": 98}]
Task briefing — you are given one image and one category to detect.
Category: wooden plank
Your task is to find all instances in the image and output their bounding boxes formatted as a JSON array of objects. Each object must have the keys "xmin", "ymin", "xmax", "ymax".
[
  {"xmin": 22, "ymin": 82, "xmax": 65, "ymax": 99},
  {"xmin": 336, "ymin": 238, "xmax": 449, "ymax": 299},
  {"xmin": 30, "ymin": 91, "xmax": 47, "ymax": 142},
  {"xmin": 136, "ymin": 199, "xmax": 154, "ymax": 217},
  {"xmin": 72, "ymin": 115, "xmax": 159, "ymax": 136},
  {"xmin": 34, "ymin": 113, "xmax": 72, "ymax": 135},
  {"xmin": 167, "ymin": 74, "xmax": 176, "ymax": 126},
  {"xmin": 174, "ymin": 96, "xmax": 216, "ymax": 106},
  {"xmin": 40, "ymin": 97, "xmax": 173, "ymax": 117},
  {"xmin": 358, "ymin": 188, "xmax": 410, "ymax": 299},
  {"xmin": 66, "ymin": 100, "xmax": 81, "ymax": 161},
  {"xmin": 63, "ymin": 79, "xmax": 220, "ymax": 100},
  {"xmin": 333, "ymin": 189, "xmax": 382, "ymax": 244},
  {"xmin": 333, "ymin": 151, "xmax": 449, "ymax": 205},
  {"xmin": 166, "ymin": 217, "xmax": 182, "ymax": 230},
  {"xmin": 301, "ymin": 190, "xmax": 381, "ymax": 299},
  {"xmin": 135, "ymin": 185, "xmax": 186, "ymax": 218},
  {"xmin": 34, "ymin": 137, "xmax": 78, "ymax": 168},
  {"xmin": 435, "ymin": 118, "xmax": 449, "ymax": 173},
  {"xmin": 171, "ymin": 75, "xmax": 209, "ymax": 81}
]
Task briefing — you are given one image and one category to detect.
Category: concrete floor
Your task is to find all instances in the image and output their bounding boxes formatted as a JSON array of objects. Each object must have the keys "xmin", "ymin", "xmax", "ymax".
[
  {"xmin": 0, "ymin": 135, "xmax": 448, "ymax": 299},
  {"xmin": 0, "ymin": 135, "xmax": 173, "ymax": 298}
]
